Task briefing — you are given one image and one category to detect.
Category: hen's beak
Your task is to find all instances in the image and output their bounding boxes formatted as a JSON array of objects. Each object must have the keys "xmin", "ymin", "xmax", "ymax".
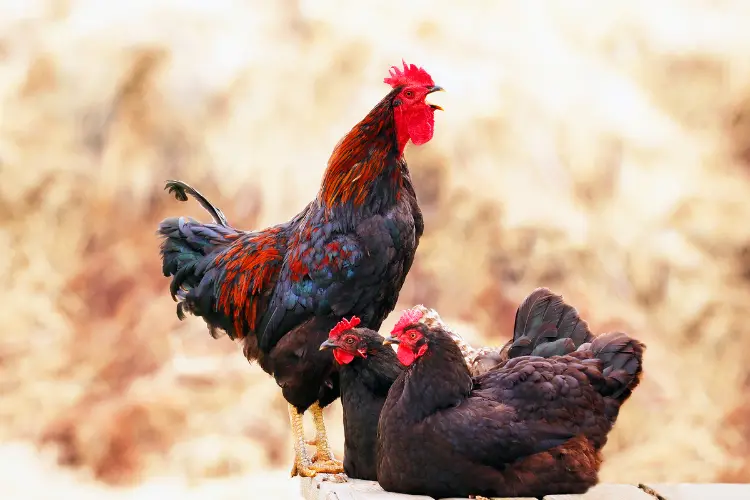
[
  {"xmin": 319, "ymin": 339, "xmax": 338, "ymax": 351},
  {"xmin": 382, "ymin": 336, "xmax": 400, "ymax": 345},
  {"xmin": 426, "ymin": 85, "xmax": 444, "ymax": 111}
]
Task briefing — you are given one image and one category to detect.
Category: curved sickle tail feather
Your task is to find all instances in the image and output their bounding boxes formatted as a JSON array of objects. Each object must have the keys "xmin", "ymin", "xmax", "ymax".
[{"xmin": 164, "ymin": 179, "xmax": 230, "ymax": 227}]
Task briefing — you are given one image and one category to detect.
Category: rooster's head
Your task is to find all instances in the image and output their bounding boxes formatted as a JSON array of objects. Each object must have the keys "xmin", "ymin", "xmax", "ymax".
[{"xmin": 384, "ymin": 60, "xmax": 444, "ymax": 152}]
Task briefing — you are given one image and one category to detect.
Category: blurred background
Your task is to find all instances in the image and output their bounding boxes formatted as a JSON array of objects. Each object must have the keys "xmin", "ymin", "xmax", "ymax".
[{"xmin": 3, "ymin": 0, "xmax": 750, "ymax": 498}]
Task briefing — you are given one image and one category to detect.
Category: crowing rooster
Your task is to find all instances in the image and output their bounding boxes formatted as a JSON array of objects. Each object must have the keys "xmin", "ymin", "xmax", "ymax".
[{"xmin": 157, "ymin": 61, "xmax": 443, "ymax": 477}]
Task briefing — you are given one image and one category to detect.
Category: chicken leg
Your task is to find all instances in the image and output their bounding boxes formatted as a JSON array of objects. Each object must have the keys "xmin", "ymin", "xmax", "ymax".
[
  {"xmin": 288, "ymin": 403, "xmax": 346, "ymax": 480},
  {"xmin": 307, "ymin": 401, "xmax": 344, "ymax": 474},
  {"xmin": 288, "ymin": 404, "xmax": 319, "ymax": 478}
]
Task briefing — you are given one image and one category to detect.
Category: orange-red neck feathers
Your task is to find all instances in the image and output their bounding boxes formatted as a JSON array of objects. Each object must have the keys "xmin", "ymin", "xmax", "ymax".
[
  {"xmin": 318, "ymin": 60, "xmax": 439, "ymax": 210},
  {"xmin": 317, "ymin": 94, "xmax": 402, "ymax": 208}
]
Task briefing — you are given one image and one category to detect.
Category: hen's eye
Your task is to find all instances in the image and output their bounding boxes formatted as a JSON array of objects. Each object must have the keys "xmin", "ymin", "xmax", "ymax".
[
  {"xmin": 346, "ymin": 337, "xmax": 355, "ymax": 344},
  {"xmin": 409, "ymin": 332, "xmax": 417, "ymax": 340},
  {"xmin": 404, "ymin": 90, "xmax": 413, "ymax": 98}
]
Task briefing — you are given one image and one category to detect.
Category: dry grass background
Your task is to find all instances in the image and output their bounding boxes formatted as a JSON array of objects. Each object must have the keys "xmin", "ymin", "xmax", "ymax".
[{"xmin": 3, "ymin": 0, "xmax": 750, "ymax": 497}]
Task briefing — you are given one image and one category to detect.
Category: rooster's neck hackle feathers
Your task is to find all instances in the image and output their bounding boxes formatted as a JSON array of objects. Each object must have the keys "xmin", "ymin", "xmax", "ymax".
[{"xmin": 318, "ymin": 90, "xmax": 403, "ymax": 210}]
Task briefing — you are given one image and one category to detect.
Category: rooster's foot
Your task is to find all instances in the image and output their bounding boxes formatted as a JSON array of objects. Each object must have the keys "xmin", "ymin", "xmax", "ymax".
[
  {"xmin": 310, "ymin": 457, "xmax": 345, "ymax": 475},
  {"xmin": 289, "ymin": 456, "xmax": 346, "ymax": 480},
  {"xmin": 469, "ymin": 496, "xmax": 491, "ymax": 500},
  {"xmin": 290, "ymin": 458, "xmax": 321, "ymax": 478},
  {"xmin": 309, "ymin": 446, "xmax": 341, "ymax": 463}
]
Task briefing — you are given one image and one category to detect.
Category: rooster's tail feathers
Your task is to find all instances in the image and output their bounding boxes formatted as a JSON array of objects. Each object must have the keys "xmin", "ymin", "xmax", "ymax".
[
  {"xmin": 165, "ymin": 179, "xmax": 230, "ymax": 227},
  {"xmin": 158, "ymin": 182, "xmax": 240, "ymax": 327}
]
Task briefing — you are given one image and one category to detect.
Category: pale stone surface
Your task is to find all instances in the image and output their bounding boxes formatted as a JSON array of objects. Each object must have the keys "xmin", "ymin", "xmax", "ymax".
[
  {"xmin": 542, "ymin": 484, "xmax": 652, "ymax": 500},
  {"xmin": 302, "ymin": 479, "xmax": 750, "ymax": 500},
  {"xmin": 301, "ymin": 476, "xmax": 433, "ymax": 500},
  {"xmin": 439, "ymin": 497, "xmax": 537, "ymax": 500},
  {"xmin": 643, "ymin": 483, "xmax": 750, "ymax": 500}
]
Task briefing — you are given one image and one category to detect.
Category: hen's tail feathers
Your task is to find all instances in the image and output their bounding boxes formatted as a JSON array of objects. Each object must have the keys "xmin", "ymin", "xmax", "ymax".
[
  {"xmin": 586, "ymin": 331, "xmax": 645, "ymax": 403},
  {"xmin": 165, "ymin": 179, "xmax": 230, "ymax": 227},
  {"xmin": 508, "ymin": 287, "xmax": 595, "ymax": 359}
]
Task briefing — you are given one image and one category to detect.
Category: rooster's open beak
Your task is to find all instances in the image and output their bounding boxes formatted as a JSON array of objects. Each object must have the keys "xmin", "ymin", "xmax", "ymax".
[
  {"xmin": 319, "ymin": 339, "xmax": 338, "ymax": 351},
  {"xmin": 426, "ymin": 85, "xmax": 444, "ymax": 111},
  {"xmin": 382, "ymin": 336, "xmax": 400, "ymax": 345}
]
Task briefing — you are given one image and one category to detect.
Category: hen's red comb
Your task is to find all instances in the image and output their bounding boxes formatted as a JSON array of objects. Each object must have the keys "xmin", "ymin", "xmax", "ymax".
[
  {"xmin": 384, "ymin": 60, "xmax": 434, "ymax": 89},
  {"xmin": 391, "ymin": 307, "xmax": 425, "ymax": 335},
  {"xmin": 329, "ymin": 316, "xmax": 362, "ymax": 340}
]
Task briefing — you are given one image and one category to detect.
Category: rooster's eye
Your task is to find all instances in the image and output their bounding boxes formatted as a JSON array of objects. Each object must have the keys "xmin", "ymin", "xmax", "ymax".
[
  {"xmin": 346, "ymin": 337, "xmax": 355, "ymax": 344},
  {"xmin": 404, "ymin": 90, "xmax": 413, "ymax": 98},
  {"xmin": 409, "ymin": 332, "xmax": 417, "ymax": 340}
]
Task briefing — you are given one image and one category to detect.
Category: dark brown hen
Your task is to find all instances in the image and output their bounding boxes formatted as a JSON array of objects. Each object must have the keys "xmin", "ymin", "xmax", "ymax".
[
  {"xmin": 376, "ymin": 309, "xmax": 645, "ymax": 498},
  {"xmin": 318, "ymin": 317, "xmax": 403, "ymax": 480}
]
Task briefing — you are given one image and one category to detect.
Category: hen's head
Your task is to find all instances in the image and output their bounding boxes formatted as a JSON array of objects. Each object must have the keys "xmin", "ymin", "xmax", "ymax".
[
  {"xmin": 384, "ymin": 307, "xmax": 433, "ymax": 366},
  {"xmin": 384, "ymin": 60, "xmax": 444, "ymax": 152},
  {"xmin": 319, "ymin": 316, "xmax": 372, "ymax": 365}
]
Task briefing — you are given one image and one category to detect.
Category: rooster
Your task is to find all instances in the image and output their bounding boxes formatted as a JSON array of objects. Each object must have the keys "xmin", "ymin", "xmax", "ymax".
[
  {"xmin": 318, "ymin": 288, "xmax": 597, "ymax": 482},
  {"xmin": 409, "ymin": 288, "xmax": 595, "ymax": 376},
  {"xmin": 377, "ymin": 304, "xmax": 645, "ymax": 498},
  {"xmin": 157, "ymin": 61, "xmax": 444, "ymax": 478}
]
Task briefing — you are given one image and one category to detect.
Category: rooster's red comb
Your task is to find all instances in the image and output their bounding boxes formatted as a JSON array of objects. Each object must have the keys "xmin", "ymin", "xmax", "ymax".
[
  {"xmin": 391, "ymin": 307, "xmax": 425, "ymax": 335},
  {"xmin": 329, "ymin": 316, "xmax": 362, "ymax": 340},
  {"xmin": 384, "ymin": 60, "xmax": 434, "ymax": 89}
]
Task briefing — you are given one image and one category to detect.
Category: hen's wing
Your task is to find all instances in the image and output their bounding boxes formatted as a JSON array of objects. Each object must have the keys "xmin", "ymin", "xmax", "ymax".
[
  {"xmin": 426, "ymin": 355, "xmax": 603, "ymax": 468},
  {"xmin": 422, "ymin": 397, "xmax": 576, "ymax": 469}
]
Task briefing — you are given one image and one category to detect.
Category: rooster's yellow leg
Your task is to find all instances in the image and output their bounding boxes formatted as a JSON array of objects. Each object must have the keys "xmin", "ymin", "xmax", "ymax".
[
  {"xmin": 288, "ymin": 404, "xmax": 318, "ymax": 478},
  {"xmin": 308, "ymin": 401, "xmax": 345, "ymax": 475}
]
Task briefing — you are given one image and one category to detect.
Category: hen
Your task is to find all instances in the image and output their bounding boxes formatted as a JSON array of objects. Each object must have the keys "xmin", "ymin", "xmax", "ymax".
[
  {"xmin": 410, "ymin": 287, "xmax": 594, "ymax": 376},
  {"xmin": 377, "ymin": 305, "xmax": 645, "ymax": 498},
  {"xmin": 318, "ymin": 288, "xmax": 596, "ymax": 482},
  {"xmin": 318, "ymin": 317, "xmax": 402, "ymax": 480},
  {"xmin": 157, "ymin": 61, "xmax": 443, "ymax": 477}
]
